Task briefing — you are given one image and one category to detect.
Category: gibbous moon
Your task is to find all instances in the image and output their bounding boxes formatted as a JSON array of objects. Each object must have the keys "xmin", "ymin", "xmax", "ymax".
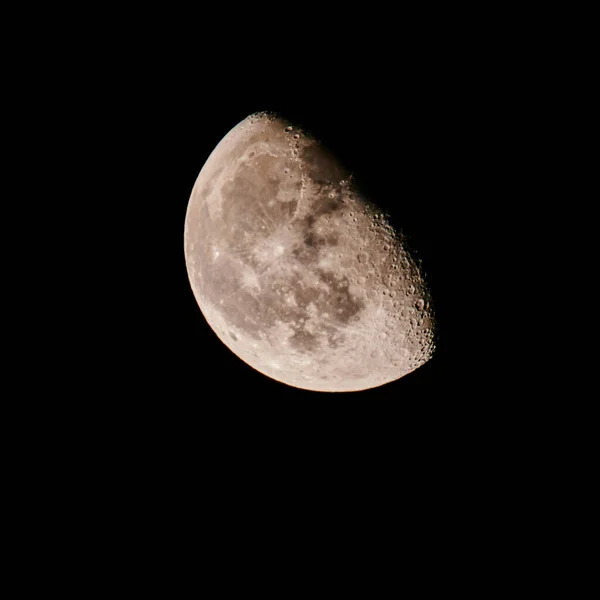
[{"xmin": 184, "ymin": 112, "xmax": 436, "ymax": 392}]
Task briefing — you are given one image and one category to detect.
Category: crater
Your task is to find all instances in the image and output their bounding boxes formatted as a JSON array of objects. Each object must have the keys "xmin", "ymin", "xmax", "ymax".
[{"xmin": 312, "ymin": 189, "xmax": 344, "ymax": 218}]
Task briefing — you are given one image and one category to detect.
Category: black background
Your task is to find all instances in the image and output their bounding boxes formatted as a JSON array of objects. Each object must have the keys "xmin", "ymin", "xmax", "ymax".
[{"xmin": 16, "ymin": 12, "xmax": 584, "ymax": 574}]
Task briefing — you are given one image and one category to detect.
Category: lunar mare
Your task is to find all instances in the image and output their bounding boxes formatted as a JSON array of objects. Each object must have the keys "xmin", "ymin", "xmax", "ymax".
[{"xmin": 184, "ymin": 112, "xmax": 436, "ymax": 392}]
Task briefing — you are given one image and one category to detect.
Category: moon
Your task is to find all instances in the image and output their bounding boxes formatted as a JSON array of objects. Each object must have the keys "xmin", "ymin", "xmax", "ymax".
[{"xmin": 184, "ymin": 112, "xmax": 436, "ymax": 392}]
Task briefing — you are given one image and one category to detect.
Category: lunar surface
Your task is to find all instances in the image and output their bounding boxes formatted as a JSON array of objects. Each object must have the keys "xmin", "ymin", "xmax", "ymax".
[{"xmin": 184, "ymin": 112, "xmax": 436, "ymax": 392}]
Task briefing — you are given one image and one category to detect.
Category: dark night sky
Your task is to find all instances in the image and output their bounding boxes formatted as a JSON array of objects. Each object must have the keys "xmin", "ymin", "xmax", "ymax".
[{"xmin": 21, "ymin": 11, "xmax": 575, "ymax": 567}]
